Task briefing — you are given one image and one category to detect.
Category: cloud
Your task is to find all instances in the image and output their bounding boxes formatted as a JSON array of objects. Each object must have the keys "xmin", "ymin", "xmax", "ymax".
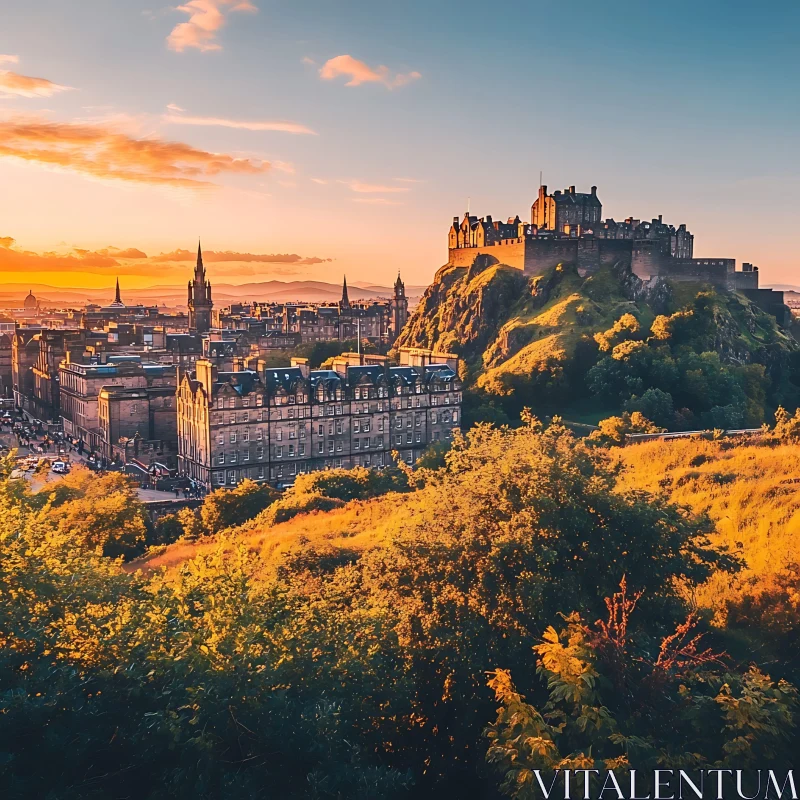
[
  {"xmin": 163, "ymin": 112, "xmax": 317, "ymax": 135},
  {"xmin": 167, "ymin": 0, "xmax": 257, "ymax": 53},
  {"xmin": 0, "ymin": 238, "xmax": 332, "ymax": 278},
  {"xmin": 395, "ymin": 177, "xmax": 422, "ymax": 183},
  {"xmin": 166, "ymin": 103, "xmax": 185, "ymax": 112},
  {"xmin": 0, "ymin": 60, "xmax": 73, "ymax": 98},
  {"xmin": 340, "ymin": 180, "xmax": 410, "ymax": 194},
  {"xmin": 310, "ymin": 178, "xmax": 327, "ymax": 184},
  {"xmin": 353, "ymin": 198, "xmax": 403, "ymax": 206},
  {"xmin": 74, "ymin": 246, "xmax": 149, "ymax": 259},
  {"xmin": 301, "ymin": 56, "xmax": 316, "ymax": 66},
  {"xmin": 151, "ymin": 249, "xmax": 331, "ymax": 265},
  {"xmin": 319, "ymin": 55, "xmax": 421, "ymax": 89},
  {"xmin": 0, "ymin": 119, "xmax": 269, "ymax": 188}
]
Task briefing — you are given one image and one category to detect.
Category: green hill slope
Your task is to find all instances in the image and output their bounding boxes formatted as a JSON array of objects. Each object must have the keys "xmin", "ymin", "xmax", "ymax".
[{"xmin": 396, "ymin": 254, "xmax": 800, "ymax": 427}]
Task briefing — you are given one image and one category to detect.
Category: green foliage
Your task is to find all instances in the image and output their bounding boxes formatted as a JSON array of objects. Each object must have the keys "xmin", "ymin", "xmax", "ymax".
[
  {"xmin": 199, "ymin": 478, "xmax": 279, "ymax": 534},
  {"xmin": 485, "ymin": 581, "xmax": 798, "ymax": 797},
  {"xmin": 589, "ymin": 411, "xmax": 663, "ymax": 446},
  {"xmin": 772, "ymin": 405, "xmax": 800, "ymax": 441}
]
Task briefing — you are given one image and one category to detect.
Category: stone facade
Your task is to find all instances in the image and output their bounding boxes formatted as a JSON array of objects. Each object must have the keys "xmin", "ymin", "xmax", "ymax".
[{"xmin": 177, "ymin": 352, "xmax": 462, "ymax": 489}]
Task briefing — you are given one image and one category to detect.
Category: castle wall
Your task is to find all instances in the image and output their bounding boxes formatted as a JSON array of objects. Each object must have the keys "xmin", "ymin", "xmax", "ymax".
[
  {"xmin": 523, "ymin": 238, "xmax": 631, "ymax": 277},
  {"xmin": 448, "ymin": 240, "xmax": 526, "ymax": 269},
  {"xmin": 632, "ymin": 240, "xmax": 671, "ymax": 280}
]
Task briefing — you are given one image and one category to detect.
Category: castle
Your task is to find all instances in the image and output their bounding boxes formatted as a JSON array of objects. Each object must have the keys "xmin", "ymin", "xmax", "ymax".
[{"xmin": 448, "ymin": 184, "xmax": 787, "ymax": 321}]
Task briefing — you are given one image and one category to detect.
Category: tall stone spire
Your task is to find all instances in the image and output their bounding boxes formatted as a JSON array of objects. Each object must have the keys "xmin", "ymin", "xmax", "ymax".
[
  {"xmin": 188, "ymin": 238, "xmax": 213, "ymax": 334},
  {"xmin": 341, "ymin": 275, "xmax": 350, "ymax": 309},
  {"xmin": 114, "ymin": 277, "xmax": 121, "ymax": 304}
]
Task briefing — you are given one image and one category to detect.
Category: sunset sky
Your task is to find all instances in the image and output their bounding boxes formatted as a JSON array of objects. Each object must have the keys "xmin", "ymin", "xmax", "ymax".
[{"xmin": 1, "ymin": 0, "xmax": 798, "ymax": 290}]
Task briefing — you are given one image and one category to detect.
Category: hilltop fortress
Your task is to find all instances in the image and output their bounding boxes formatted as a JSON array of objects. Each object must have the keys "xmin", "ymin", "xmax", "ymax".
[{"xmin": 448, "ymin": 184, "xmax": 787, "ymax": 321}]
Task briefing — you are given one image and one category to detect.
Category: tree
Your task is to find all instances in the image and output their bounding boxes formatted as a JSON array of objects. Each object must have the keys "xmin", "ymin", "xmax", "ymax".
[
  {"xmin": 199, "ymin": 478, "xmax": 278, "ymax": 534},
  {"xmin": 589, "ymin": 411, "xmax": 663, "ymax": 446}
]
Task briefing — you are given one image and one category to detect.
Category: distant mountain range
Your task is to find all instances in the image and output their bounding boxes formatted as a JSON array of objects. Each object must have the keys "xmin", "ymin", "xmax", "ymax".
[{"xmin": 0, "ymin": 280, "xmax": 429, "ymax": 308}]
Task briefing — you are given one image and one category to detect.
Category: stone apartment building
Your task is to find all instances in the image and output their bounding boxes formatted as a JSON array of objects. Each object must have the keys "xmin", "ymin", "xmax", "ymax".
[
  {"xmin": 177, "ymin": 350, "xmax": 461, "ymax": 489},
  {"xmin": 59, "ymin": 355, "xmax": 178, "ymax": 460}
]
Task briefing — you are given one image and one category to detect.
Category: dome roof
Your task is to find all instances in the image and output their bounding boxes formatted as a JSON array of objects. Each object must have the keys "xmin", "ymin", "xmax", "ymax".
[{"xmin": 23, "ymin": 290, "xmax": 37, "ymax": 309}]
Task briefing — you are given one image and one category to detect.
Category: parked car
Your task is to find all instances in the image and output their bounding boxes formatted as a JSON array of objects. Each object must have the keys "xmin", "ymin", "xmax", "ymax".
[{"xmin": 52, "ymin": 461, "xmax": 68, "ymax": 474}]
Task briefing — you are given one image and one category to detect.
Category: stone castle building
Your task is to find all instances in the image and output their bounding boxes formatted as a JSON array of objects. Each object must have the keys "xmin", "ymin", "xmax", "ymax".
[
  {"xmin": 177, "ymin": 348, "xmax": 461, "ymax": 489},
  {"xmin": 188, "ymin": 242, "xmax": 213, "ymax": 334},
  {"xmin": 447, "ymin": 184, "xmax": 787, "ymax": 322}
]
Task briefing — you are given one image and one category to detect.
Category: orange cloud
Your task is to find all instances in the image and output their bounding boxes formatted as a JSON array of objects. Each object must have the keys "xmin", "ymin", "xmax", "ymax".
[
  {"xmin": 150, "ymin": 249, "xmax": 331, "ymax": 265},
  {"xmin": 341, "ymin": 180, "xmax": 410, "ymax": 194},
  {"xmin": 319, "ymin": 55, "xmax": 421, "ymax": 89},
  {"xmin": 0, "ymin": 119, "xmax": 269, "ymax": 188},
  {"xmin": 163, "ymin": 112, "xmax": 316, "ymax": 135},
  {"xmin": 74, "ymin": 246, "xmax": 149, "ymax": 259},
  {"xmin": 167, "ymin": 0, "xmax": 257, "ymax": 53},
  {"xmin": 0, "ymin": 60, "xmax": 72, "ymax": 98}
]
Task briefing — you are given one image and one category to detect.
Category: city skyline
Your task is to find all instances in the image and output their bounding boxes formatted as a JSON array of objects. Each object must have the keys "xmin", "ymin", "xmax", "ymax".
[{"xmin": 1, "ymin": 0, "xmax": 799, "ymax": 290}]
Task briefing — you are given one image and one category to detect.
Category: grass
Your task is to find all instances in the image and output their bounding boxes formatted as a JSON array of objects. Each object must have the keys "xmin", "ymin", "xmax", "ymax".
[{"xmin": 615, "ymin": 436, "xmax": 800, "ymax": 617}]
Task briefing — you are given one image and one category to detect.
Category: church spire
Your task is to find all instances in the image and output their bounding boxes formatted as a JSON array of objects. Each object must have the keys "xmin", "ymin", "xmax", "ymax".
[
  {"xmin": 341, "ymin": 275, "xmax": 350, "ymax": 308},
  {"xmin": 114, "ymin": 277, "xmax": 121, "ymax": 305},
  {"xmin": 195, "ymin": 239, "xmax": 205, "ymax": 284}
]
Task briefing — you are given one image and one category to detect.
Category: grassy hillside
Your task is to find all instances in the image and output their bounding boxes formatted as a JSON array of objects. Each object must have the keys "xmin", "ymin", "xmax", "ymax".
[
  {"xmin": 396, "ymin": 254, "xmax": 800, "ymax": 428},
  {"xmin": 616, "ymin": 436, "xmax": 800, "ymax": 620}
]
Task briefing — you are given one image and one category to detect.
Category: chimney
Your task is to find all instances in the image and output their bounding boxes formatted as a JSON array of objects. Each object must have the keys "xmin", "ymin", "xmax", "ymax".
[
  {"xmin": 291, "ymin": 357, "xmax": 310, "ymax": 378},
  {"xmin": 591, "ymin": 186, "xmax": 597, "ymax": 195},
  {"xmin": 541, "ymin": 185, "xmax": 547, "ymax": 196},
  {"xmin": 658, "ymin": 214, "xmax": 663, "ymax": 223},
  {"xmin": 195, "ymin": 359, "xmax": 217, "ymax": 398},
  {"xmin": 569, "ymin": 185, "xmax": 576, "ymax": 194}
]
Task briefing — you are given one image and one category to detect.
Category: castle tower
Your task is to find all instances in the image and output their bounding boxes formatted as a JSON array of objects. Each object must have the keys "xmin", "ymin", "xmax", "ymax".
[
  {"xmin": 188, "ymin": 240, "xmax": 213, "ymax": 334},
  {"xmin": 390, "ymin": 271, "xmax": 408, "ymax": 342}
]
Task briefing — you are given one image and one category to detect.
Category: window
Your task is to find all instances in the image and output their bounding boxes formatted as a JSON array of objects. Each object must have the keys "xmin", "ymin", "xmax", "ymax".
[
  {"xmin": 289, "ymin": 428, "xmax": 297, "ymax": 439},
  {"xmin": 415, "ymin": 432, "xmax": 421, "ymax": 443},
  {"xmin": 318, "ymin": 441, "xmax": 324, "ymax": 454},
  {"xmin": 288, "ymin": 408, "xmax": 294, "ymax": 419},
  {"xmin": 299, "ymin": 443, "xmax": 305, "ymax": 456},
  {"xmin": 257, "ymin": 410, "xmax": 264, "ymax": 422},
  {"xmin": 452, "ymin": 410, "xmax": 458, "ymax": 423},
  {"xmin": 328, "ymin": 441, "xmax": 334, "ymax": 453},
  {"xmin": 364, "ymin": 456, "xmax": 371, "ymax": 467},
  {"xmin": 214, "ymin": 471, "xmax": 224, "ymax": 484},
  {"xmin": 406, "ymin": 433, "xmax": 412, "ymax": 444},
  {"xmin": 395, "ymin": 434, "xmax": 402, "ymax": 446},
  {"xmin": 363, "ymin": 438, "xmax": 370, "ymax": 449},
  {"xmin": 243, "ymin": 450, "xmax": 250, "ymax": 461},
  {"xmin": 431, "ymin": 412, "xmax": 438, "ymax": 424},
  {"xmin": 336, "ymin": 421, "xmax": 342, "ymax": 435},
  {"xmin": 230, "ymin": 432, "xmax": 237, "ymax": 443},
  {"xmin": 276, "ymin": 445, "xmax": 283, "ymax": 458},
  {"xmin": 242, "ymin": 398, "xmax": 250, "ymax": 407},
  {"xmin": 378, "ymin": 419, "xmax": 384, "ymax": 432},
  {"xmin": 318, "ymin": 424, "xmax": 324, "ymax": 436},
  {"xmin": 230, "ymin": 451, "xmax": 238, "ymax": 463},
  {"xmin": 354, "ymin": 439, "xmax": 360, "ymax": 450},
  {"xmin": 377, "ymin": 436, "xmax": 383, "ymax": 448},
  {"xmin": 336, "ymin": 441, "xmax": 342, "ymax": 452},
  {"xmin": 415, "ymin": 416, "xmax": 421, "ymax": 427},
  {"xmin": 353, "ymin": 419, "xmax": 360, "ymax": 433},
  {"xmin": 230, "ymin": 414, "xmax": 236, "ymax": 425},
  {"xmin": 257, "ymin": 446, "xmax": 264, "ymax": 460},
  {"xmin": 257, "ymin": 465, "xmax": 265, "ymax": 479},
  {"xmin": 218, "ymin": 453, "xmax": 225, "ymax": 464},
  {"xmin": 130, "ymin": 404, "xmax": 137, "ymax": 414},
  {"xmin": 276, "ymin": 429, "xmax": 282, "ymax": 441},
  {"xmin": 256, "ymin": 395, "xmax": 263, "ymax": 406},
  {"xmin": 336, "ymin": 405, "xmax": 343, "ymax": 415},
  {"xmin": 228, "ymin": 470, "xmax": 236, "ymax": 485},
  {"xmin": 299, "ymin": 427, "xmax": 306, "ymax": 439},
  {"xmin": 217, "ymin": 434, "xmax": 224, "ymax": 445},
  {"xmin": 255, "ymin": 429, "xmax": 262, "ymax": 441},
  {"xmin": 229, "ymin": 398, "xmax": 236, "ymax": 409},
  {"xmin": 395, "ymin": 418, "xmax": 402, "ymax": 429},
  {"xmin": 363, "ymin": 421, "xmax": 370, "ymax": 432}
]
